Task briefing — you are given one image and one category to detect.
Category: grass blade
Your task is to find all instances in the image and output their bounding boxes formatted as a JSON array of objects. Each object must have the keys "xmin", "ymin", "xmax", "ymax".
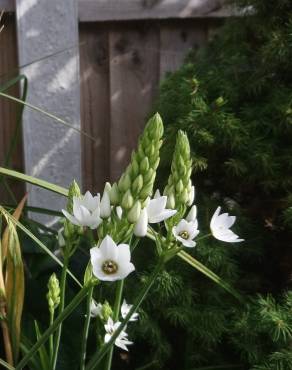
[{"xmin": 0, "ymin": 358, "xmax": 15, "ymax": 370}]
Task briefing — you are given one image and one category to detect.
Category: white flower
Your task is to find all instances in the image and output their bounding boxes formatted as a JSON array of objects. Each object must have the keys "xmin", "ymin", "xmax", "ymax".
[
  {"xmin": 100, "ymin": 190, "xmax": 111, "ymax": 219},
  {"xmin": 186, "ymin": 205, "xmax": 197, "ymax": 222},
  {"xmin": 153, "ymin": 189, "xmax": 161, "ymax": 199},
  {"xmin": 90, "ymin": 235, "xmax": 135, "ymax": 281},
  {"xmin": 133, "ymin": 208, "xmax": 148, "ymax": 237},
  {"xmin": 187, "ymin": 185, "xmax": 195, "ymax": 206},
  {"xmin": 121, "ymin": 299, "xmax": 139, "ymax": 322},
  {"xmin": 172, "ymin": 219, "xmax": 199, "ymax": 248},
  {"xmin": 62, "ymin": 191, "xmax": 101, "ymax": 229},
  {"xmin": 90, "ymin": 300, "xmax": 102, "ymax": 318},
  {"xmin": 146, "ymin": 195, "xmax": 177, "ymax": 223},
  {"xmin": 210, "ymin": 206, "xmax": 244, "ymax": 243},
  {"xmin": 104, "ymin": 317, "xmax": 133, "ymax": 351}
]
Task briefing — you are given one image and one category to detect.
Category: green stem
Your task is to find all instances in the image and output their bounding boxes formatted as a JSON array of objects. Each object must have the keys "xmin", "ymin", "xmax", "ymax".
[
  {"xmin": 0, "ymin": 358, "xmax": 15, "ymax": 370},
  {"xmin": 16, "ymin": 285, "xmax": 91, "ymax": 370},
  {"xmin": 86, "ymin": 259, "xmax": 164, "ymax": 370},
  {"xmin": 49, "ymin": 310, "xmax": 54, "ymax": 363},
  {"xmin": 51, "ymin": 255, "xmax": 68, "ymax": 370},
  {"xmin": 103, "ymin": 280, "xmax": 125, "ymax": 370},
  {"xmin": 80, "ymin": 286, "xmax": 94, "ymax": 370}
]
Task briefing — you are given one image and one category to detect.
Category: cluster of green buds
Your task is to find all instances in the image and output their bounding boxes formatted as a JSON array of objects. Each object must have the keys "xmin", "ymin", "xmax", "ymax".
[
  {"xmin": 107, "ymin": 113, "xmax": 164, "ymax": 228},
  {"xmin": 164, "ymin": 130, "xmax": 193, "ymax": 223},
  {"xmin": 47, "ymin": 273, "xmax": 60, "ymax": 314}
]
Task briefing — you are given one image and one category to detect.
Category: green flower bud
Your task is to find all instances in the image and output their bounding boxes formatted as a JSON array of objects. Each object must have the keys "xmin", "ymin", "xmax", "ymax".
[
  {"xmin": 163, "ymin": 130, "xmax": 192, "ymax": 219},
  {"xmin": 47, "ymin": 273, "xmax": 60, "ymax": 313},
  {"xmin": 109, "ymin": 183, "xmax": 120, "ymax": 205},
  {"xmin": 121, "ymin": 190, "xmax": 134, "ymax": 210},
  {"xmin": 67, "ymin": 180, "xmax": 81, "ymax": 213},
  {"xmin": 127, "ymin": 201, "xmax": 141, "ymax": 223},
  {"xmin": 104, "ymin": 182, "xmax": 111, "ymax": 194},
  {"xmin": 132, "ymin": 175, "xmax": 143, "ymax": 195},
  {"xmin": 118, "ymin": 173, "xmax": 131, "ymax": 193},
  {"xmin": 101, "ymin": 301, "xmax": 113, "ymax": 322},
  {"xmin": 140, "ymin": 157, "xmax": 150, "ymax": 174}
]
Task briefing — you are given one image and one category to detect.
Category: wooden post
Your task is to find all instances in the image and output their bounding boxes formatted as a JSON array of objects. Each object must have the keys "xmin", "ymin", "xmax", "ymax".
[{"xmin": 15, "ymin": 0, "xmax": 81, "ymax": 224}]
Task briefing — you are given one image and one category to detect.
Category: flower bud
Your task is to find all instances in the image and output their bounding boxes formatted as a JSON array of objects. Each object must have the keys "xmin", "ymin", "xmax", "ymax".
[
  {"xmin": 100, "ymin": 188, "xmax": 111, "ymax": 218},
  {"xmin": 121, "ymin": 190, "xmax": 134, "ymax": 210},
  {"xmin": 67, "ymin": 180, "xmax": 81, "ymax": 213},
  {"xmin": 127, "ymin": 201, "xmax": 141, "ymax": 223},
  {"xmin": 109, "ymin": 183, "xmax": 120, "ymax": 205},
  {"xmin": 132, "ymin": 175, "xmax": 143, "ymax": 195},
  {"xmin": 47, "ymin": 273, "xmax": 60, "ymax": 313},
  {"xmin": 140, "ymin": 157, "xmax": 149, "ymax": 173},
  {"xmin": 166, "ymin": 193, "xmax": 176, "ymax": 209},
  {"xmin": 134, "ymin": 208, "xmax": 148, "ymax": 237},
  {"xmin": 118, "ymin": 173, "xmax": 131, "ymax": 193},
  {"xmin": 187, "ymin": 185, "xmax": 195, "ymax": 206},
  {"xmin": 116, "ymin": 206, "xmax": 123, "ymax": 219}
]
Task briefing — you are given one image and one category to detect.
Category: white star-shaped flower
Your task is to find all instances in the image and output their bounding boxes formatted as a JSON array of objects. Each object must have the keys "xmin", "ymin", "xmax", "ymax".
[
  {"xmin": 172, "ymin": 219, "xmax": 199, "ymax": 248},
  {"xmin": 121, "ymin": 299, "xmax": 139, "ymax": 322},
  {"xmin": 210, "ymin": 206, "xmax": 244, "ymax": 243},
  {"xmin": 62, "ymin": 191, "xmax": 102, "ymax": 229},
  {"xmin": 146, "ymin": 195, "xmax": 177, "ymax": 223},
  {"xmin": 104, "ymin": 317, "xmax": 133, "ymax": 351},
  {"xmin": 90, "ymin": 235, "xmax": 135, "ymax": 281}
]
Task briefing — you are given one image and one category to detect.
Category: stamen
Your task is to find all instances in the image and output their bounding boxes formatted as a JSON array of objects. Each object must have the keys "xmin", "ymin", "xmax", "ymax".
[
  {"xmin": 179, "ymin": 231, "xmax": 189, "ymax": 240},
  {"xmin": 102, "ymin": 260, "xmax": 118, "ymax": 274}
]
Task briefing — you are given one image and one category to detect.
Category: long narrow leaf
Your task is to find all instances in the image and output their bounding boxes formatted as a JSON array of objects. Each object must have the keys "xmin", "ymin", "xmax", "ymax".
[
  {"xmin": 0, "ymin": 167, "xmax": 68, "ymax": 196},
  {"xmin": 0, "ymin": 358, "xmax": 15, "ymax": 370},
  {"xmin": 34, "ymin": 321, "xmax": 50, "ymax": 370},
  {"xmin": 0, "ymin": 92, "xmax": 97, "ymax": 143},
  {"xmin": 178, "ymin": 250, "xmax": 244, "ymax": 303},
  {"xmin": 0, "ymin": 207, "xmax": 81, "ymax": 287}
]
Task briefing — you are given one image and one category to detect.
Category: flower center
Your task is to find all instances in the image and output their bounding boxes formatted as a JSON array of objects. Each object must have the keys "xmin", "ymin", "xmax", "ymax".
[
  {"xmin": 179, "ymin": 231, "xmax": 189, "ymax": 240},
  {"xmin": 102, "ymin": 260, "xmax": 118, "ymax": 274}
]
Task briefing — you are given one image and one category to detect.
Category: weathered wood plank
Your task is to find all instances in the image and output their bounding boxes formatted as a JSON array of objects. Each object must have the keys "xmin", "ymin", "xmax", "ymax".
[
  {"xmin": 78, "ymin": 0, "xmax": 234, "ymax": 22},
  {"xmin": 0, "ymin": 0, "xmax": 14, "ymax": 12},
  {"xmin": 79, "ymin": 24, "xmax": 110, "ymax": 192},
  {"xmin": 0, "ymin": 13, "xmax": 24, "ymax": 203},
  {"xmin": 160, "ymin": 20, "xmax": 209, "ymax": 78},
  {"xmin": 109, "ymin": 24, "xmax": 160, "ymax": 181}
]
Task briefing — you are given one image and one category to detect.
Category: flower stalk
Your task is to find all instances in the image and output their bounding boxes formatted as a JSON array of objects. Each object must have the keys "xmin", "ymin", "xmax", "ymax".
[{"xmin": 80, "ymin": 285, "xmax": 94, "ymax": 370}]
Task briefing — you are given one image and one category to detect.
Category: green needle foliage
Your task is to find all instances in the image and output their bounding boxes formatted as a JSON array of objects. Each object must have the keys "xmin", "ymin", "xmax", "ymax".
[{"xmin": 129, "ymin": 0, "xmax": 292, "ymax": 369}]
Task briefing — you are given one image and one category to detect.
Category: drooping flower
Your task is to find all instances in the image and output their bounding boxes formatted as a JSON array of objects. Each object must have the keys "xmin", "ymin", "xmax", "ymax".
[
  {"xmin": 90, "ymin": 300, "xmax": 103, "ymax": 318},
  {"xmin": 146, "ymin": 195, "xmax": 176, "ymax": 223},
  {"xmin": 90, "ymin": 235, "xmax": 135, "ymax": 281},
  {"xmin": 62, "ymin": 191, "xmax": 101, "ymax": 229},
  {"xmin": 172, "ymin": 219, "xmax": 199, "ymax": 248},
  {"xmin": 104, "ymin": 317, "xmax": 133, "ymax": 351},
  {"xmin": 121, "ymin": 299, "xmax": 139, "ymax": 322},
  {"xmin": 210, "ymin": 206, "xmax": 244, "ymax": 243},
  {"xmin": 186, "ymin": 205, "xmax": 197, "ymax": 222}
]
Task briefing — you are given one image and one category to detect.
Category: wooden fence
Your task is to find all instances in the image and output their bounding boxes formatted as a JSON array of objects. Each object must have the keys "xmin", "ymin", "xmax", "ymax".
[{"xmin": 0, "ymin": 1, "xmax": 229, "ymax": 205}]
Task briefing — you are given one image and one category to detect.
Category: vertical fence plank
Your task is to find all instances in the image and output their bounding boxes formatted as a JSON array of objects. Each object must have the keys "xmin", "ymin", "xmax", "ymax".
[
  {"xmin": 109, "ymin": 24, "xmax": 160, "ymax": 181},
  {"xmin": 79, "ymin": 24, "xmax": 110, "ymax": 192},
  {"xmin": 0, "ymin": 14, "xmax": 24, "ymax": 203},
  {"xmin": 160, "ymin": 20, "xmax": 208, "ymax": 79},
  {"xmin": 15, "ymin": 0, "xmax": 81, "ymax": 224}
]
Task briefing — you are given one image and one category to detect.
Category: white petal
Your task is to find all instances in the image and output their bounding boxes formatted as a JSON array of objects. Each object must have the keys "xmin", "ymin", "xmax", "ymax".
[
  {"xmin": 99, "ymin": 235, "xmax": 118, "ymax": 261},
  {"xmin": 117, "ymin": 262, "xmax": 135, "ymax": 280},
  {"xmin": 187, "ymin": 185, "xmax": 195, "ymax": 206},
  {"xmin": 210, "ymin": 206, "xmax": 221, "ymax": 230},
  {"xmin": 186, "ymin": 205, "xmax": 197, "ymax": 222},
  {"xmin": 62, "ymin": 209, "xmax": 80, "ymax": 226},
  {"xmin": 154, "ymin": 189, "xmax": 161, "ymax": 199},
  {"xmin": 148, "ymin": 209, "xmax": 177, "ymax": 223},
  {"xmin": 116, "ymin": 206, "xmax": 123, "ymax": 219},
  {"xmin": 118, "ymin": 244, "xmax": 131, "ymax": 264},
  {"xmin": 90, "ymin": 246, "xmax": 102, "ymax": 265}
]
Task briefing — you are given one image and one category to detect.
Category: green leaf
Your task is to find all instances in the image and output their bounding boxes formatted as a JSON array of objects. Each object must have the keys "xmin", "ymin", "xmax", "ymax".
[
  {"xmin": 0, "ymin": 167, "xmax": 68, "ymax": 196},
  {"xmin": 0, "ymin": 358, "xmax": 15, "ymax": 370},
  {"xmin": 178, "ymin": 250, "xmax": 244, "ymax": 303}
]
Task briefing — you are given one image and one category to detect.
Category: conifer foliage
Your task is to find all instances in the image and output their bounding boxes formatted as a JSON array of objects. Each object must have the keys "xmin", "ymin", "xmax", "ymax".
[{"xmin": 132, "ymin": 0, "xmax": 292, "ymax": 369}]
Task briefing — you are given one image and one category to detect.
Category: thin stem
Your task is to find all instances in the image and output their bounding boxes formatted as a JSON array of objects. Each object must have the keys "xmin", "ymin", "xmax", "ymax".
[
  {"xmin": 103, "ymin": 280, "xmax": 124, "ymax": 370},
  {"xmin": 16, "ymin": 284, "xmax": 91, "ymax": 370},
  {"xmin": 0, "ymin": 313, "xmax": 14, "ymax": 366},
  {"xmin": 80, "ymin": 286, "xmax": 94, "ymax": 370},
  {"xmin": 86, "ymin": 259, "xmax": 164, "ymax": 370},
  {"xmin": 49, "ymin": 310, "xmax": 54, "ymax": 363},
  {"xmin": 51, "ymin": 255, "xmax": 68, "ymax": 370}
]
